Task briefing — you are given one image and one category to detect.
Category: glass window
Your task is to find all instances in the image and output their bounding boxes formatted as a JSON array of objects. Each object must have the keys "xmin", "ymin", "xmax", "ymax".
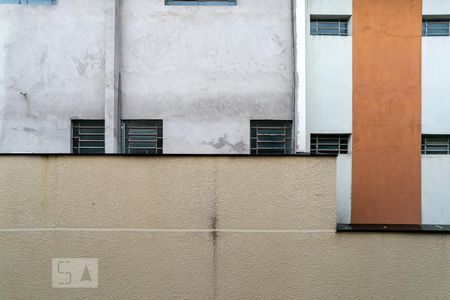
[
  {"xmin": 250, "ymin": 120, "xmax": 293, "ymax": 155},
  {"xmin": 422, "ymin": 19, "xmax": 450, "ymax": 36},
  {"xmin": 0, "ymin": 0, "xmax": 56, "ymax": 5},
  {"xmin": 72, "ymin": 120, "xmax": 105, "ymax": 154},
  {"xmin": 165, "ymin": 0, "xmax": 236, "ymax": 6},
  {"xmin": 422, "ymin": 135, "xmax": 450, "ymax": 155},
  {"xmin": 310, "ymin": 134, "xmax": 350, "ymax": 155},
  {"xmin": 311, "ymin": 18, "xmax": 349, "ymax": 36},
  {"xmin": 122, "ymin": 120, "xmax": 163, "ymax": 155}
]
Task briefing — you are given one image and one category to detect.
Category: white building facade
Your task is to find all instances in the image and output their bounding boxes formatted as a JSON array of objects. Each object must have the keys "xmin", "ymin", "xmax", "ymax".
[{"xmin": 0, "ymin": 0, "xmax": 296, "ymax": 154}]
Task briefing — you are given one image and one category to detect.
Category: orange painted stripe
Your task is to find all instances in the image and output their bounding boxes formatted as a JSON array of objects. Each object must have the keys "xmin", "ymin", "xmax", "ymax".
[{"xmin": 352, "ymin": 0, "xmax": 422, "ymax": 224}]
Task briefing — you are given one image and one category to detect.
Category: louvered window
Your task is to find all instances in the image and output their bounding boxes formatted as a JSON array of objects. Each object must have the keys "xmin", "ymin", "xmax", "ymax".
[
  {"xmin": 422, "ymin": 135, "xmax": 450, "ymax": 155},
  {"xmin": 422, "ymin": 19, "xmax": 449, "ymax": 36},
  {"xmin": 122, "ymin": 120, "xmax": 163, "ymax": 155},
  {"xmin": 310, "ymin": 18, "xmax": 349, "ymax": 36},
  {"xmin": 165, "ymin": 0, "xmax": 236, "ymax": 5},
  {"xmin": 0, "ymin": 0, "xmax": 56, "ymax": 4},
  {"xmin": 310, "ymin": 134, "xmax": 349, "ymax": 155},
  {"xmin": 72, "ymin": 120, "xmax": 105, "ymax": 154},
  {"xmin": 250, "ymin": 120, "xmax": 293, "ymax": 155}
]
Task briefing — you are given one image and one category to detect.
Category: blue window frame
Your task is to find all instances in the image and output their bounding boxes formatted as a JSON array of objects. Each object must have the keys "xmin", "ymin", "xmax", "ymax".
[
  {"xmin": 165, "ymin": 0, "xmax": 236, "ymax": 6},
  {"xmin": 422, "ymin": 135, "xmax": 450, "ymax": 155},
  {"xmin": 0, "ymin": 0, "xmax": 56, "ymax": 4},
  {"xmin": 422, "ymin": 19, "xmax": 450, "ymax": 36}
]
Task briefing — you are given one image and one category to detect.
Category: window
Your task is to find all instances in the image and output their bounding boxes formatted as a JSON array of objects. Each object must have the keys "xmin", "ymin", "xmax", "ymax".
[
  {"xmin": 310, "ymin": 18, "xmax": 349, "ymax": 36},
  {"xmin": 72, "ymin": 120, "xmax": 105, "ymax": 154},
  {"xmin": 0, "ymin": 0, "xmax": 56, "ymax": 4},
  {"xmin": 121, "ymin": 120, "xmax": 163, "ymax": 155},
  {"xmin": 310, "ymin": 134, "xmax": 349, "ymax": 155},
  {"xmin": 422, "ymin": 135, "xmax": 450, "ymax": 155},
  {"xmin": 250, "ymin": 120, "xmax": 293, "ymax": 155},
  {"xmin": 165, "ymin": 0, "xmax": 236, "ymax": 6},
  {"xmin": 422, "ymin": 19, "xmax": 449, "ymax": 36}
]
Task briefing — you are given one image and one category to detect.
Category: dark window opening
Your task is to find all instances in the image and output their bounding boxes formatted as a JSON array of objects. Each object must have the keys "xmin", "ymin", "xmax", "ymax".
[
  {"xmin": 250, "ymin": 120, "xmax": 293, "ymax": 155},
  {"xmin": 0, "ymin": 0, "xmax": 56, "ymax": 5},
  {"xmin": 310, "ymin": 134, "xmax": 349, "ymax": 155},
  {"xmin": 422, "ymin": 135, "xmax": 450, "ymax": 155},
  {"xmin": 165, "ymin": 0, "xmax": 236, "ymax": 6},
  {"xmin": 122, "ymin": 120, "xmax": 163, "ymax": 155},
  {"xmin": 72, "ymin": 120, "xmax": 105, "ymax": 154},
  {"xmin": 422, "ymin": 19, "xmax": 450, "ymax": 36},
  {"xmin": 310, "ymin": 17, "xmax": 349, "ymax": 36}
]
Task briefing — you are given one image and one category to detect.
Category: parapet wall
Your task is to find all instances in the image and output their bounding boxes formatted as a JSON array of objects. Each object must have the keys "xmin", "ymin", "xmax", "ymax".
[{"xmin": 0, "ymin": 156, "xmax": 449, "ymax": 299}]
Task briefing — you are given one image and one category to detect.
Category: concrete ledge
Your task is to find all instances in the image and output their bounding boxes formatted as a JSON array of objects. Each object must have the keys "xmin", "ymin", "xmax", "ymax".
[{"xmin": 337, "ymin": 223, "xmax": 450, "ymax": 233}]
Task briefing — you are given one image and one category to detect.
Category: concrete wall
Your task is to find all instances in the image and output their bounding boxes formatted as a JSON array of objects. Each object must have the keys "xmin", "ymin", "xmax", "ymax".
[
  {"xmin": 422, "ymin": 0, "xmax": 450, "ymax": 134},
  {"xmin": 0, "ymin": 0, "xmax": 107, "ymax": 153},
  {"xmin": 306, "ymin": 0, "xmax": 352, "ymax": 137},
  {"xmin": 0, "ymin": 0, "xmax": 294, "ymax": 154},
  {"xmin": 1, "ymin": 156, "xmax": 450, "ymax": 299},
  {"xmin": 422, "ymin": 156, "xmax": 450, "ymax": 224},
  {"xmin": 336, "ymin": 154, "xmax": 351, "ymax": 224},
  {"xmin": 120, "ymin": 0, "xmax": 294, "ymax": 154}
]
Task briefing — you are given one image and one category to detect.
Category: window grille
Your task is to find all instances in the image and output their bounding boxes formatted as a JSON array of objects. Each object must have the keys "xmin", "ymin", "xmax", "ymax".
[
  {"xmin": 72, "ymin": 120, "xmax": 105, "ymax": 154},
  {"xmin": 165, "ymin": 0, "xmax": 236, "ymax": 5},
  {"xmin": 422, "ymin": 135, "xmax": 450, "ymax": 155},
  {"xmin": 122, "ymin": 120, "xmax": 163, "ymax": 155},
  {"xmin": 250, "ymin": 120, "xmax": 293, "ymax": 155},
  {"xmin": 310, "ymin": 18, "xmax": 349, "ymax": 36},
  {"xmin": 422, "ymin": 19, "xmax": 450, "ymax": 36},
  {"xmin": 310, "ymin": 134, "xmax": 349, "ymax": 155},
  {"xmin": 0, "ymin": 0, "xmax": 56, "ymax": 5}
]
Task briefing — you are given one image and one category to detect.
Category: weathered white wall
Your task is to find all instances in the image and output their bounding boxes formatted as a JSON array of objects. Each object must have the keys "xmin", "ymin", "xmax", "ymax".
[
  {"xmin": 0, "ymin": 0, "xmax": 107, "ymax": 153},
  {"xmin": 422, "ymin": 0, "xmax": 450, "ymax": 134},
  {"xmin": 294, "ymin": 0, "xmax": 307, "ymax": 153},
  {"xmin": 422, "ymin": 156, "xmax": 450, "ymax": 224},
  {"xmin": 336, "ymin": 154, "xmax": 351, "ymax": 224},
  {"xmin": 120, "ymin": 0, "xmax": 294, "ymax": 154},
  {"xmin": 423, "ymin": 0, "xmax": 450, "ymax": 14},
  {"xmin": 421, "ymin": 0, "xmax": 450, "ymax": 223},
  {"xmin": 0, "ymin": 0, "xmax": 294, "ymax": 154},
  {"xmin": 306, "ymin": 0, "xmax": 352, "ymax": 139}
]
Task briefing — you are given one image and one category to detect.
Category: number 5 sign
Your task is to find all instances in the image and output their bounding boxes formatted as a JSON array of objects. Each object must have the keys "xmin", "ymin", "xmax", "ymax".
[{"xmin": 52, "ymin": 258, "xmax": 98, "ymax": 288}]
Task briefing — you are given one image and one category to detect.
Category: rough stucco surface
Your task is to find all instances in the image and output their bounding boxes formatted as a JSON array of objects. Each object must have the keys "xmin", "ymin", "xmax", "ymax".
[
  {"xmin": 0, "ymin": 156, "xmax": 336, "ymax": 229},
  {"xmin": 1, "ymin": 156, "xmax": 450, "ymax": 299}
]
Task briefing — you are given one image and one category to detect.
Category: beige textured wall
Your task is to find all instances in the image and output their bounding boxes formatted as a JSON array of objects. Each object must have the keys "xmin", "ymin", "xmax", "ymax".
[{"xmin": 0, "ymin": 156, "xmax": 449, "ymax": 299}]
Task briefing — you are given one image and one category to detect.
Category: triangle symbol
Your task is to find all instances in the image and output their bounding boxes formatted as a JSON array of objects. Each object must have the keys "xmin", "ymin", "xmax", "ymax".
[{"xmin": 80, "ymin": 265, "xmax": 92, "ymax": 282}]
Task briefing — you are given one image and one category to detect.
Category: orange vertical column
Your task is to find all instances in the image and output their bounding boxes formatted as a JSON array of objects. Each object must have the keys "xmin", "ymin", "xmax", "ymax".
[{"xmin": 352, "ymin": 0, "xmax": 422, "ymax": 224}]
